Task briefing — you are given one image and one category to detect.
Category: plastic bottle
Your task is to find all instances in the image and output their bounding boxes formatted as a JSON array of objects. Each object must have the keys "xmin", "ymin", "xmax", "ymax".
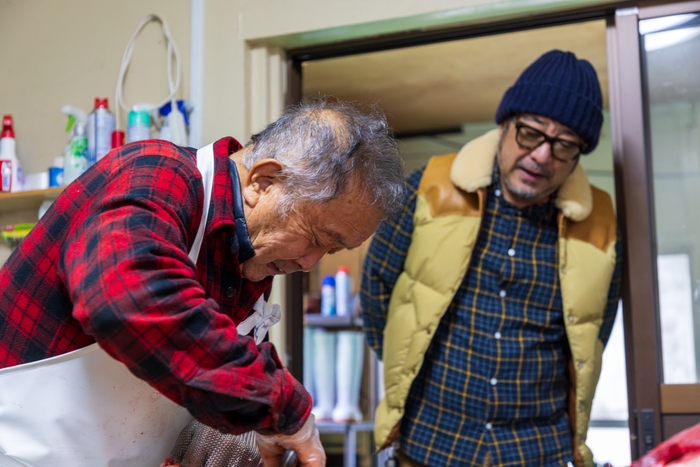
[
  {"xmin": 158, "ymin": 100, "xmax": 190, "ymax": 145},
  {"xmin": 158, "ymin": 115, "xmax": 172, "ymax": 143},
  {"xmin": 61, "ymin": 106, "xmax": 89, "ymax": 185},
  {"xmin": 335, "ymin": 265, "xmax": 351, "ymax": 317},
  {"xmin": 127, "ymin": 110, "xmax": 151, "ymax": 143},
  {"xmin": 0, "ymin": 115, "xmax": 22, "ymax": 192},
  {"xmin": 48, "ymin": 157, "xmax": 64, "ymax": 187},
  {"xmin": 321, "ymin": 275, "xmax": 336, "ymax": 317},
  {"xmin": 87, "ymin": 97, "xmax": 116, "ymax": 165},
  {"xmin": 111, "ymin": 130, "xmax": 125, "ymax": 149}
]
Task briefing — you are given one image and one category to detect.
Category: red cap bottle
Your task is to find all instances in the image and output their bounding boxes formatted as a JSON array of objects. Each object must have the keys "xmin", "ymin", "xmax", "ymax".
[
  {"xmin": 2, "ymin": 115, "xmax": 15, "ymax": 138},
  {"xmin": 111, "ymin": 130, "xmax": 125, "ymax": 149},
  {"xmin": 94, "ymin": 98, "xmax": 110, "ymax": 109}
]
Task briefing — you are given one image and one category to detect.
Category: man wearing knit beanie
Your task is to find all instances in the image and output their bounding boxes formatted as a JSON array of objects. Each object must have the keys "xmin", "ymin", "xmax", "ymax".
[{"xmin": 363, "ymin": 50, "xmax": 622, "ymax": 467}]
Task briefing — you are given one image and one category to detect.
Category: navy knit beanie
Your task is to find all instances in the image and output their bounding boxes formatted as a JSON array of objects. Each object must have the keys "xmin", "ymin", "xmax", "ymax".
[{"xmin": 494, "ymin": 50, "xmax": 603, "ymax": 154}]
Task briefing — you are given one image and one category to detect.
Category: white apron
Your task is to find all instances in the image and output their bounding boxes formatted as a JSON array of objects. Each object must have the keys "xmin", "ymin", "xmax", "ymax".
[{"xmin": 0, "ymin": 143, "xmax": 218, "ymax": 467}]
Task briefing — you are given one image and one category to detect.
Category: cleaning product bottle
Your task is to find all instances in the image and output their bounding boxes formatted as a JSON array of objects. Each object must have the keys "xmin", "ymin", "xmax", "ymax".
[
  {"xmin": 127, "ymin": 109, "xmax": 151, "ymax": 143},
  {"xmin": 48, "ymin": 157, "xmax": 64, "ymax": 187},
  {"xmin": 335, "ymin": 265, "xmax": 351, "ymax": 317},
  {"xmin": 61, "ymin": 106, "xmax": 89, "ymax": 185},
  {"xmin": 0, "ymin": 115, "xmax": 22, "ymax": 192},
  {"xmin": 111, "ymin": 130, "xmax": 125, "ymax": 149},
  {"xmin": 158, "ymin": 100, "xmax": 190, "ymax": 145},
  {"xmin": 321, "ymin": 275, "xmax": 336, "ymax": 317},
  {"xmin": 87, "ymin": 97, "xmax": 116, "ymax": 165}
]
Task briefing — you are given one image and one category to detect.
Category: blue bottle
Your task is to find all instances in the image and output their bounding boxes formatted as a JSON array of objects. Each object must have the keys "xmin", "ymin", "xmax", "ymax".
[{"xmin": 321, "ymin": 275, "xmax": 336, "ymax": 317}]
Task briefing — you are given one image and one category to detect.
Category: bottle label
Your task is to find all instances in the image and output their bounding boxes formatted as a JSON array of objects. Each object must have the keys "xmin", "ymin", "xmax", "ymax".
[
  {"xmin": 1, "ymin": 159, "xmax": 12, "ymax": 192},
  {"xmin": 95, "ymin": 113, "xmax": 116, "ymax": 163},
  {"xmin": 127, "ymin": 124, "xmax": 151, "ymax": 144},
  {"xmin": 321, "ymin": 285, "xmax": 336, "ymax": 317}
]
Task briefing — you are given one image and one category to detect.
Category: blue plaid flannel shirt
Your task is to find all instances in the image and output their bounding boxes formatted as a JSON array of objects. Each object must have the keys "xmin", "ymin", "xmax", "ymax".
[{"xmin": 362, "ymin": 166, "xmax": 623, "ymax": 467}]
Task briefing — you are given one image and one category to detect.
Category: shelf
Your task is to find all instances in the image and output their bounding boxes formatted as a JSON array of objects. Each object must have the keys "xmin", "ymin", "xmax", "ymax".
[
  {"xmin": 0, "ymin": 187, "xmax": 63, "ymax": 214},
  {"xmin": 305, "ymin": 313, "xmax": 363, "ymax": 329},
  {"xmin": 317, "ymin": 420, "xmax": 375, "ymax": 434}
]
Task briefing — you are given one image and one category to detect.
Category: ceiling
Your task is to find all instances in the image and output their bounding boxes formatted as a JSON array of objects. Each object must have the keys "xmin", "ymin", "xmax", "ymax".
[{"xmin": 302, "ymin": 20, "xmax": 609, "ymax": 135}]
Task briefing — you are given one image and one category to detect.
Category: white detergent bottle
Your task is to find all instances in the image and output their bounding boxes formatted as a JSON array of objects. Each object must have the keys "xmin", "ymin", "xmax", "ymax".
[
  {"xmin": 335, "ymin": 265, "xmax": 351, "ymax": 317},
  {"xmin": 0, "ymin": 115, "xmax": 22, "ymax": 192}
]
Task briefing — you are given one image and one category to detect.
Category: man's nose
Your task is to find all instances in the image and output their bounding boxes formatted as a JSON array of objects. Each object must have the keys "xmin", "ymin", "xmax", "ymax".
[
  {"xmin": 296, "ymin": 248, "xmax": 328, "ymax": 272},
  {"xmin": 529, "ymin": 139, "xmax": 554, "ymax": 163}
]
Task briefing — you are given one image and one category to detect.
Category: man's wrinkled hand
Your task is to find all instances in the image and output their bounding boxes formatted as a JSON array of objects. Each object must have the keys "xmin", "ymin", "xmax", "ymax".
[{"xmin": 256, "ymin": 414, "xmax": 325, "ymax": 467}]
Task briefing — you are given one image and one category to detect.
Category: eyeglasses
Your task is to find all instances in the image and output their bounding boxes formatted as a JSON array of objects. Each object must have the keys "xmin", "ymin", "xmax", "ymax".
[{"xmin": 512, "ymin": 118, "xmax": 586, "ymax": 162}]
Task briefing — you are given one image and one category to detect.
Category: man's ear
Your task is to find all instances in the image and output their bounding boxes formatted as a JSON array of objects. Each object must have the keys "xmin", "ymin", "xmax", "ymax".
[
  {"xmin": 498, "ymin": 120, "xmax": 509, "ymax": 138},
  {"xmin": 242, "ymin": 159, "xmax": 285, "ymax": 208}
]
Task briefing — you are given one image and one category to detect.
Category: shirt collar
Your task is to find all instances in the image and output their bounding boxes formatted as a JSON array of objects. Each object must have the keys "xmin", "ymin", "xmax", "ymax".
[{"xmin": 228, "ymin": 159, "xmax": 256, "ymax": 263}]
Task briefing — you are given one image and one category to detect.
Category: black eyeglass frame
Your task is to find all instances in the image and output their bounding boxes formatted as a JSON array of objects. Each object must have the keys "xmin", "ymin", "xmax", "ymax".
[{"xmin": 511, "ymin": 117, "xmax": 587, "ymax": 162}]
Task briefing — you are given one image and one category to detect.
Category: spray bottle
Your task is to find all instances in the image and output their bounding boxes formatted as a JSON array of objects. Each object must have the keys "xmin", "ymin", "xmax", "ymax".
[
  {"xmin": 0, "ymin": 115, "xmax": 22, "ymax": 192},
  {"xmin": 62, "ymin": 106, "xmax": 89, "ymax": 185},
  {"xmin": 87, "ymin": 97, "xmax": 116, "ymax": 165},
  {"xmin": 158, "ymin": 100, "xmax": 191, "ymax": 145},
  {"xmin": 127, "ymin": 103, "xmax": 157, "ymax": 144}
]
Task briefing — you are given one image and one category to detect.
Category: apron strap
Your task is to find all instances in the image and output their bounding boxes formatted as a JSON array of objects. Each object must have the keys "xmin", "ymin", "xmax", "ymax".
[{"xmin": 188, "ymin": 143, "xmax": 215, "ymax": 264}]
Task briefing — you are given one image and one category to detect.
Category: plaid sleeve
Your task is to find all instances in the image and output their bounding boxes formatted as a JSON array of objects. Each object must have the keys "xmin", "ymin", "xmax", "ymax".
[
  {"xmin": 598, "ymin": 236, "xmax": 623, "ymax": 347},
  {"xmin": 63, "ymin": 144, "xmax": 308, "ymax": 435},
  {"xmin": 361, "ymin": 169, "xmax": 423, "ymax": 358}
]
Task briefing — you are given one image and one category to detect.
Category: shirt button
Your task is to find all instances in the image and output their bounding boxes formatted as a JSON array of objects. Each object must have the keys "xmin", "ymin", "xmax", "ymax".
[
  {"xmin": 508, "ymin": 248, "xmax": 516, "ymax": 257},
  {"xmin": 485, "ymin": 422, "xmax": 493, "ymax": 430},
  {"xmin": 495, "ymin": 189, "xmax": 502, "ymax": 197},
  {"xmin": 568, "ymin": 315, "xmax": 574, "ymax": 323},
  {"xmin": 577, "ymin": 361, "xmax": 584, "ymax": 369},
  {"xmin": 218, "ymin": 426, "xmax": 230, "ymax": 434},
  {"xmin": 494, "ymin": 332, "xmax": 502, "ymax": 340},
  {"xmin": 499, "ymin": 290, "xmax": 506, "ymax": 298},
  {"xmin": 226, "ymin": 286, "xmax": 236, "ymax": 298},
  {"xmin": 490, "ymin": 378, "xmax": 498, "ymax": 386}
]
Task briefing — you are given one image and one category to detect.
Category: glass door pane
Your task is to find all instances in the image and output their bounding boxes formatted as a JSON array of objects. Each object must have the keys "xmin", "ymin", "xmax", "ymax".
[{"xmin": 642, "ymin": 11, "xmax": 700, "ymax": 384}]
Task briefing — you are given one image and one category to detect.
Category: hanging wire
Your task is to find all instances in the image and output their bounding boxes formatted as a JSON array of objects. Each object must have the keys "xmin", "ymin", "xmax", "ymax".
[{"xmin": 114, "ymin": 14, "xmax": 181, "ymax": 130}]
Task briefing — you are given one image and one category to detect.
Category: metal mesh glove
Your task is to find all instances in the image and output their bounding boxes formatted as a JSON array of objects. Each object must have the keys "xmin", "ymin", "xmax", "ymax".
[
  {"xmin": 256, "ymin": 414, "xmax": 325, "ymax": 467},
  {"xmin": 166, "ymin": 420, "xmax": 261, "ymax": 467},
  {"xmin": 165, "ymin": 420, "xmax": 299, "ymax": 467}
]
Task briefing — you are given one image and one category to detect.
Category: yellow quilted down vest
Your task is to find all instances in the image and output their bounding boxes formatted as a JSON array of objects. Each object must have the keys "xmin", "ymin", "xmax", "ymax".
[{"xmin": 374, "ymin": 130, "xmax": 617, "ymax": 467}]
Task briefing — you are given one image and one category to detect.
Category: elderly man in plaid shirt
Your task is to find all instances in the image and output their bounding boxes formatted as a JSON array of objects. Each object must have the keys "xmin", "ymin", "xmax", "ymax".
[
  {"xmin": 362, "ymin": 50, "xmax": 623, "ymax": 467},
  {"xmin": 0, "ymin": 100, "xmax": 405, "ymax": 467}
]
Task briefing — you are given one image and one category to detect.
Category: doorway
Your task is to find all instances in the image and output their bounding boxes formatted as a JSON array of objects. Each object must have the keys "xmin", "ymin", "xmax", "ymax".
[{"xmin": 297, "ymin": 18, "xmax": 630, "ymax": 467}]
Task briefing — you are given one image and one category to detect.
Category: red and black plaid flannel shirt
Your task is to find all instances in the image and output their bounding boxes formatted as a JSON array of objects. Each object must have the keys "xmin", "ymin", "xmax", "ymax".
[{"xmin": 0, "ymin": 138, "xmax": 311, "ymax": 435}]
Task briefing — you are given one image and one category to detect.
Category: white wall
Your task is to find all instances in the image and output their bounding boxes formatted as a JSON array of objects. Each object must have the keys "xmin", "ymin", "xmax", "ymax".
[{"xmin": 0, "ymin": 0, "xmax": 191, "ymax": 176}]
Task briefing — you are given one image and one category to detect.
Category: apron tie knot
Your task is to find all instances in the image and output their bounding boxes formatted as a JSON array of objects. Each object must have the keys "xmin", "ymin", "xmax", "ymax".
[{"xmin": 237, "ymin": 296, "xmax": 282, "ymax": 344}]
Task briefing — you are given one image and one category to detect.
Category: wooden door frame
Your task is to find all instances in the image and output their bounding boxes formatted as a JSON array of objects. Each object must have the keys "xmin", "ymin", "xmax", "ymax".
[{"xmin": 282, "ymin": 0, "xmax": 700, "ymax": 459}]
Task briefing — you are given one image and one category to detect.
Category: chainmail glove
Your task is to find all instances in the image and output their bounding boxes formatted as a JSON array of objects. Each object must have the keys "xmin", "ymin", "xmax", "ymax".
[
  {"xmin": 255, "ymin": 414, "xmax": 325, "ymax": 467},
  {"xmin": 164, "ymin": 420, "xmax": 262, "ymax": 467}
]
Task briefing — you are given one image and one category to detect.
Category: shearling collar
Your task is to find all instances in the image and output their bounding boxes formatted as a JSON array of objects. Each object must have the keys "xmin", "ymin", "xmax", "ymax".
[{"xmin": 449, "ymin": 129, "xmax": 593, "ymax": 222}]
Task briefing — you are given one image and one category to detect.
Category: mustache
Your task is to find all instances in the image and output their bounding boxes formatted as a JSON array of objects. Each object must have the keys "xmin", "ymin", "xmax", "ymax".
[{"xmin": 515, "ymin": 159, "xmax": 553, "ymax": 178}]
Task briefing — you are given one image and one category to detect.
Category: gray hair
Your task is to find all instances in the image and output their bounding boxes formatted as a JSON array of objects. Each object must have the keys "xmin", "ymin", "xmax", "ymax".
[{"xmin": 243, "ymin": 98, "xmax": 405, "ymax": 219}]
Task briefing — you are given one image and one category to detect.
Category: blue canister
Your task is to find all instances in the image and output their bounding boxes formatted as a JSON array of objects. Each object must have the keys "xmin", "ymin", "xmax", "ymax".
[
  {"xmin": 321, "ymin": 275, "xmax": 336, "ymax": 316},
  {"xmin": 48, "ymin": 166, "xmax": 64, "ymax": 187}
]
